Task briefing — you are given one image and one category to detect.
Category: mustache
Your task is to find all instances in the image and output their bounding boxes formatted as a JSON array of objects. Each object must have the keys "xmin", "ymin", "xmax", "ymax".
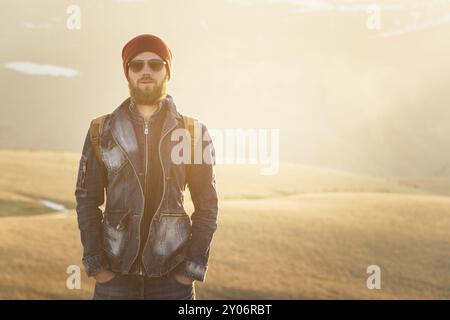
[{"xmin": 139, "ymin": 77, "xmax": 155, "ymax": 82}]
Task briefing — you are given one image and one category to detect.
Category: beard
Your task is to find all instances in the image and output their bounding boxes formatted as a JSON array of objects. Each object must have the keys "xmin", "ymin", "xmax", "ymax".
[{"xmin": 128, "ymin": 77, "xmax": 168, "ymax": 105}]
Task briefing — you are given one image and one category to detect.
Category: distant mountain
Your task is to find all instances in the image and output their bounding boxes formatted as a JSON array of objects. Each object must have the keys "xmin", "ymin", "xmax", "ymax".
[{"xmin": 1, "ymin": 0, "xmax": 449, "ymax": 178}]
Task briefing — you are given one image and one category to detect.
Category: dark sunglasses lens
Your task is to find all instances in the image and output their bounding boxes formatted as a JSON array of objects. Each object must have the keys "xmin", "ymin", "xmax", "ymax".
[
  {"xmin": 148, "ymin": 61, "xmax": 164, "ymax": 72},
  {"xmin": 129, "ymin": 61, "xmax": 144, "ymax": 73}
]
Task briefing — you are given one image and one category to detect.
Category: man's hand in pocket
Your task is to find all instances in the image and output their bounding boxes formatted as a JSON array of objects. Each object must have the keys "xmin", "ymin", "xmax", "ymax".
[
  {"xmin": 175, "ymin": 273, "xmax": 195, "ymax": 285},
  {"xmin": 94, "ymin": 269, "xmax": 116, "ymax": 284}
]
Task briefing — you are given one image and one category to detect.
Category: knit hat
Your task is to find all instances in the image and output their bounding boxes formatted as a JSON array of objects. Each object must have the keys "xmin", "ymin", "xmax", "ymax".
[{"xmin": 122, "ymin": 34, "xmax": 173, "ymax": 80}]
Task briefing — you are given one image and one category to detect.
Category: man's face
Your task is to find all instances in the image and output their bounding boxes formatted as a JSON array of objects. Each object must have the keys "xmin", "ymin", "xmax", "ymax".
[{"xmin": 128, "ymin": 51, "xmax": 168, "ymax": 105}]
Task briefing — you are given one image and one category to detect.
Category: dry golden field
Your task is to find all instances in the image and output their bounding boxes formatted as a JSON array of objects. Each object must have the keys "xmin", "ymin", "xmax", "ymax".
[{"xmin": 0, "ymin": 149, "xmax": 449, "ymax": 299}]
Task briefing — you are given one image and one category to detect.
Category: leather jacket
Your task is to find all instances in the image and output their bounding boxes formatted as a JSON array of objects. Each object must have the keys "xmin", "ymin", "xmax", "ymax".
[{"xmin": 75, "ymin": 94, "xmax": 218, "ymax": 282}]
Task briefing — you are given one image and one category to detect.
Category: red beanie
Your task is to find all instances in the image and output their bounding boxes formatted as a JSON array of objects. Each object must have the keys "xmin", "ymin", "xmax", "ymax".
[{"xmin": 122, "ymin": 34, "xmax": 173, "ymax": 80}]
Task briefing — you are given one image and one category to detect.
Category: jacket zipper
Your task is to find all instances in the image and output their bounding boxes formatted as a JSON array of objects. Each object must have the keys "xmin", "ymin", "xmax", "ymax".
[
  {"xmin": 80, "ymin": 159, "xmax": 87, "ymax": 188},
  {"xmin": 138, "ymin": 120, "xmax": 149, "ymax": 276}
]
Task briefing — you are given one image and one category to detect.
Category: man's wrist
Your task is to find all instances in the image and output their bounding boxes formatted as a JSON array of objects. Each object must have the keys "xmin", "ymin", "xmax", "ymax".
[
  {"xmin": 180, "ymin": 259, "xmax": 208, "ymax": 282},
  {"xmin": 83, "ymin": 253, "xmax": 110, "ymax": 277}
]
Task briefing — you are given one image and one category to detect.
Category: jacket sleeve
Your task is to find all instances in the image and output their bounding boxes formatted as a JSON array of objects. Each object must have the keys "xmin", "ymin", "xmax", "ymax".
[
  {"xmin": 74, "ymin": 127, "xmax": 110, "ymax": 277},
  {"xmin": 182, "ymin": 122, "xmax": 219, "ymax": 282}
]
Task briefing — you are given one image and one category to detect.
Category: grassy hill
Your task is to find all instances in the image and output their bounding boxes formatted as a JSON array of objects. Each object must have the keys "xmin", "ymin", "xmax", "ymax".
[{"xmin": 0, "ymin": 149, "xmax": 449, "ymax": 299}]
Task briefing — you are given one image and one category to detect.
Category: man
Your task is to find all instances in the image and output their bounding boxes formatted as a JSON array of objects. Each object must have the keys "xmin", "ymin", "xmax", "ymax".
[{"xmin": 74, "ymin": 34, "xmax": 218, "ymax": 300}]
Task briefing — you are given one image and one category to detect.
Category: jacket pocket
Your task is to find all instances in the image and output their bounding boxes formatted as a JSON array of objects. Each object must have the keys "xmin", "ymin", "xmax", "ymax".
[
  {"xmin": 103, "ymin": 211, "xmax": 130, "ymax": 259},
  {"xmin": 76, "ymin": 155, "xmax": 88, "ymax": 191},
  {"xmin": 101, "ymin": 143, "xmax": 128, "ymax": 174},
  {"xmin": 151, "ymin": 213, "xmax": 191, "ymax": 258}
]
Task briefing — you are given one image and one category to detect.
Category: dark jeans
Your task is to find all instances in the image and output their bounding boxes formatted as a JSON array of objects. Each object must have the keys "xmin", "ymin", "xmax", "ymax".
[{"xmin": 92, "ymin": 267, "xmax": 195, "ymax": 300}]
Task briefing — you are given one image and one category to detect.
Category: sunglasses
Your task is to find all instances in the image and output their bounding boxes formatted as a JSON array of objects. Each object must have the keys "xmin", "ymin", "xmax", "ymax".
[{"xmin": 128, "ymin": 59, "xmax": 167, "ymax": 73}]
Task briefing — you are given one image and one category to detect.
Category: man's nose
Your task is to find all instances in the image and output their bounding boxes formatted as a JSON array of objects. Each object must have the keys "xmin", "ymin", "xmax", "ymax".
[{"xmin": 141, "ymin": 61, "xmax": 153, "ymax": 74}]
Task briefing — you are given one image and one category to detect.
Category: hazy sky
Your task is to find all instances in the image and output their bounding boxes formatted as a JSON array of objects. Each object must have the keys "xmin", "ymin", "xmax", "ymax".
[{"xmin": 1, "ymin": 0, "xmax": 449, "ymax": 176}]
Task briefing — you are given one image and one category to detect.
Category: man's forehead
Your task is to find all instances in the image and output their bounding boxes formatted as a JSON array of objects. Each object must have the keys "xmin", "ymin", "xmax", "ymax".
[{"xmin": 131, "ymin": 51, "xmax": 163, "ymax": 61}]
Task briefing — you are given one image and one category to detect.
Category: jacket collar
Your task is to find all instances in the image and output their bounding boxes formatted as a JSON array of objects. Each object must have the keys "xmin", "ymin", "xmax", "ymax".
[{"xmin": 127, "ymin": 98, "xmax": 164, "ymax": 124}]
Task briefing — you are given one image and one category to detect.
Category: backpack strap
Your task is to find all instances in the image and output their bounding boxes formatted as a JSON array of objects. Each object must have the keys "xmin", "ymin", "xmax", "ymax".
[
  {"xmin": 89, "ymin": 115, "xmax": 108, "ymax": 165},
  {"xmin": 182, "ymin": 115, "xmax": 198, "ymax": 164},
  {"xmin": 182, "ymin": 115, "xmax": 200, "ymax": 185}
]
